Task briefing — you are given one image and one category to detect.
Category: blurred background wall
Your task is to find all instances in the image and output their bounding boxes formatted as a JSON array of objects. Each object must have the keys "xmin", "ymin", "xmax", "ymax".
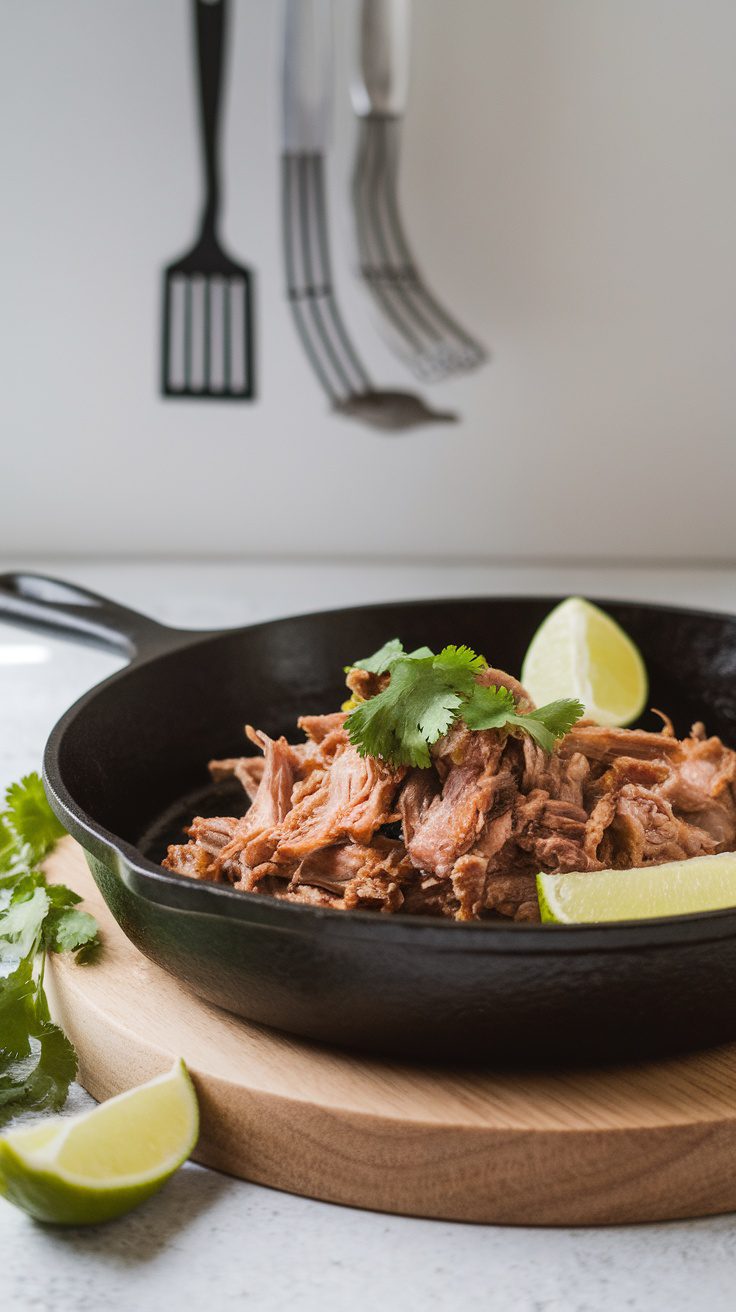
[{"xmin": 2, "ymin": 0, "xmax": 735, "ymax": 560}]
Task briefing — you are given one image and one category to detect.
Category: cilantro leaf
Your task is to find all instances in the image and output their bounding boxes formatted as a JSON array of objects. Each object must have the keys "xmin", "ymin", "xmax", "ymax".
[
  {"xmin": 463, "ymin": 685, "xmax": 585, "ymax": 752},
  {"xmin": 5, "ymin": 774, "xmax": 65, "ymax": 863},
  {"xmin": 346, "ymin": 645, "xmax": 486, "ymax": 767},
  {"xmin": 526, "ymin": 698, "xmax": 586, "ymax": 742},
  {"xmin": 0, "ymin": 815, "xmax": 18, "ymax": 875},
  {"xmin": 0, "ymin": 959, "xmax": 37, "ymax": 1058},
  {"xmin": 348, "ymin": 638, "xmax": 434, "ymax": 677},
  {"xmin": 348, "ymin": 638, "xmax": 405, "ymax": 675},
  {"xmin": 21, "ymin": 1020, "xmax": 77, "ymax": 1115},
  {"xmin": 461, "ymin": 683, "xmax": 517, "ymax": 730},
  {"xmin": 344, "ymin": 637, "xmax": 584, "ymax": 766},
  {"xmin": 44, "ymin": 908, "xmax": 99, "ymax": 955},
  {"xmin": 0, "ymin": 770, "xmax": 99, "ymax": 1127},
  {"xmin": 347, "ymin": 660, "xmax": 461, "ymax": 767},
  {"xmin": 0, "ymin": 1018, "xmax": 77, "ymax": 1127},
  {"xmin": 45, "ymin": 883, "xmax": 82, "ymax": 909},
  {"xmin": 432, "ymin": 644, "xmax": 487, "ymax": 688},
  {"xmin": 0, "ymin": 886, "xmax": 50, "ymax": 962}
]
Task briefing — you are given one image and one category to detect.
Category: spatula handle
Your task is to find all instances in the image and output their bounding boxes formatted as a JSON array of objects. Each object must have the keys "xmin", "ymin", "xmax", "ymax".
[
  {"xmin": 282, "ymin": 0, "xmax": 333, "ymax": 152},
  {"xmin": 195, "ymin": 0, "xmax": 227, "ymax": 237},
  {"xmin": 350, "ymin": 0, "xmax": 411, "ymax": 119}
]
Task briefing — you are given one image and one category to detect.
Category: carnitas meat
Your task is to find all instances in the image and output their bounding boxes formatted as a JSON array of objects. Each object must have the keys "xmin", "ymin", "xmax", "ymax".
[{"xmin": 163, "ymin": 670, "xmax": 736, "ymax": 922}]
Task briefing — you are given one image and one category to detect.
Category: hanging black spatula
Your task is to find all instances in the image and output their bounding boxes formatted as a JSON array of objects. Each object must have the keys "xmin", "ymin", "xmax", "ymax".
[{"xmin": 161, "ymin": 0, "xmax": 254, "ymax": 399}]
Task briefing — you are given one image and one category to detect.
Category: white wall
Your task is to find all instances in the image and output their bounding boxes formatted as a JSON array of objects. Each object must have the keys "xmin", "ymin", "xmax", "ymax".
[{"xmin": 2, "ymin": 0, "xmax": 736, "ymax": 560}]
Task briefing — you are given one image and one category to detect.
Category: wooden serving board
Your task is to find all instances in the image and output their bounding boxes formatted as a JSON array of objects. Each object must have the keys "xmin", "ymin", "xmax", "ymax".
[{"xmin": 44, "ymin": 839, "xmax": 736, "ymax": 1226}]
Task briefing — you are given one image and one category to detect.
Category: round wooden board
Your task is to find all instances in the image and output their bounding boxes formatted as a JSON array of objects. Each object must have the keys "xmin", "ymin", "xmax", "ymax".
[{"xmin": 44, "ymin": 839, "xmax": 736, "ymax": 1226}]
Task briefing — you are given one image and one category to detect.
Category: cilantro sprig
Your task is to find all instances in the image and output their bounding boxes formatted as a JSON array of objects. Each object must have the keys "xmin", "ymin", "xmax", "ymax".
[
  {"xmin": 462, "ymin": 684, "xmax": 584, "ymax": 753},
  {"xmin": 346, "ymin": 644, "xmax": 485, "ymax": 767},
  {"xmin": 0, "ymin": 773, "xmax": 99, "ymax": 1127},
  {"xmin": 345, "ymin": 640, "xmax": 584, "ymax": 767}
]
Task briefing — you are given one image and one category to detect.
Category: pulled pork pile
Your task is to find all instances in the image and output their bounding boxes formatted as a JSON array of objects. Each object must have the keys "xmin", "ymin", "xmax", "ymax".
[{"xmin": 163, "ymin": 665, "xmax": 736, "ymax": 922}]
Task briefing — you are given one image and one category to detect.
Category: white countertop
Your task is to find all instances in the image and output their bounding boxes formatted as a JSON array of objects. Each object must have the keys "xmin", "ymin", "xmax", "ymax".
[{"xmin": 2, "ymin": 556, "xmax": 736, "ymax": 1312}]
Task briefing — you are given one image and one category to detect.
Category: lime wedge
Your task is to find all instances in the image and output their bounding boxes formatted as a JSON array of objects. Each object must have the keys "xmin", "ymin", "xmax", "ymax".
[
  {"xmin": 0, "ymin": 1059, "xmax": 198, "ymax": 1225},
  {"xmin": 538, "ymin": 852, "xmax": 736, "ymax": 923},
  {"xmin": 521, "ymin": 596, "xmax": 648, "ymax": 727}
]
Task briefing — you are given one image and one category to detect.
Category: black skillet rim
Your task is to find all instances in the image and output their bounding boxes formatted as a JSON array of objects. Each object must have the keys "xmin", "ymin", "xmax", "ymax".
[{"xmin": 40, "ymin": 591, "xmax": 736, "ymax": 953}]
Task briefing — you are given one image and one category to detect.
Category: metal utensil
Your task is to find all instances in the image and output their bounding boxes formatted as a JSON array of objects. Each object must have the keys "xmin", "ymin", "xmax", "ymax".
[
  {"xmin": 282, "ymin": 0, "xmax": 454, "ymax": 431},
  {"xmin": 350, "ymin": 0, "xmax": 487, "ymax": 382},
  {"xmin": 161, "ymin": 0, "xmax": 254, "ymax": 399}
]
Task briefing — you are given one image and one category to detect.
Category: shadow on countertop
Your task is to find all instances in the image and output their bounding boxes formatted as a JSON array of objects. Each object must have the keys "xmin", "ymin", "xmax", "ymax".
[{"xmin": 45, "ymin": 1162, "xmax": 234, "ymax": 1263}]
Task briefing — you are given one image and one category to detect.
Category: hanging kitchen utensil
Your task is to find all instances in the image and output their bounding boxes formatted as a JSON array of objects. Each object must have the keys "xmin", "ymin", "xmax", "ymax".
[
  {"xmin": 161, "ymin": 0, "xmax": 255, "ymax": 399},
  {"xmin": 350, "ymin": 0, "xmax": 487, "ymax": 383},
  {"xmin": 281, "ymin": 0, "xmax": 455, "ymax": 431}
]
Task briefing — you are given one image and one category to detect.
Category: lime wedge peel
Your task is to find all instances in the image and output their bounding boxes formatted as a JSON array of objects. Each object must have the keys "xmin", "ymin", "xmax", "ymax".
[
  {"xmin": 0, "ymin": 1058, "xmax": 198, "ymax": 1225},
  {"xmin": 538, "ymin": 852, "xmax": 736, "ymax": 924},
  {"xmin": 521, "ymin": 596, "xmax": 648, "ymax": 728}
]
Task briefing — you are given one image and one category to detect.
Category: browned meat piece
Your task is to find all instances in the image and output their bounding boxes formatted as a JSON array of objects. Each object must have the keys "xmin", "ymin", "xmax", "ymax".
[
  {"xmin": 272, "ymin": 745, "xmax": 405, "ymax": 861},
  {"xmin": 297, "ymin": 712, "xmax": 347, "ymax": 743},
  {"xmin": 292, "ymin": 833, "xmax": 411, "ymax": 889},
  {"xmin": 577, "ymin": 730, "xmax": 736, "ymax": 859},
  {"xmin": 277, "ymin": 884, "xmax": 344, "ymax": 908},
  {"xmin": 588, "ymin": 757, "xmax": 672, "ymax": 797},
  {"xmin": 402, "ymin": 874, "xmax": 458, "ymax": 917},
  {"xmin": 651, "ymin": 709, "xmax": 676, "ymax": 737},
  {"xmin": 256, "ymin": 837, "xmax": 416, "ymax": 913},
  {"xmin": 582, "ymin": 759, "xmax": 672, "ymax": 863},
  {"xmin": 514, "ymin": 900, "xmax": 541, "ymax": 921},
  {"xmin": 561, "ymin": 724, "xmax": 682, "ymax": 764},
  {"xmin": 474, "ymin": 806, "xmax": 517, "ymax": 864},
  {"xmin": 404, "ymin": 730, "xmax": 514, "ymax": 877},
  {"xmin": 283, "ymin": 750, "xmax": 403, "ymax": 853},
  {"xmin": 450, "ymin": 848, "xmax": 540, "ymax": 922},
  {"xmin": 449, "ymin": 852, "xmax": 488, "ymax": 919},
  {"xmin": 450, "ymin": 852, "xmax": 494, "ymax": 919},
  {"xmin": 209, "ymin": 756, "xmax": 265, "ymax": 802},
  {"xmin": 162, "ymin": 840, "xmax": 221, "ymax": 882},
  {"xmin": 255, "ymin": 875, "xmax": 343, "ymax": 909},
  {"xmin": 343, "ymin": 836, "xmax": 415, "ymax": 913},
  {"xmin": 214, "ymin": 728, "xmax": 300, "ymax": 880},
  {"xmin": 209, "ymin": 715, "xmax": 349, "ymax": 808},
  {"xmin": 486, "ymin": 872, "xmax": 540, "ymax": 920},
  {"xmin": 343, "ymin": 869, "xmax": 404, "ymax": 913},
  {"xmin": 584, "ymin": 790, "xmax": 618, "ymax": 863},
  {"xmin": 522, "ymin": 739, "xmax": 590, "ymax": 807},
  {"xmin": 448, "ymin": 780, "xmax": 595, "ymax": 924},
  {"xmin": 344, "ymin": 667, "xmax": 389, "ymax": 702},
  {"xmin": 188, "ymin": 815, "xmax": 239, "ymax": 856},
  {"xmin": 162, "ymin": 815, "xmax": 239, "ymax": 882},
  {"xmin": 449, "ymin": 809, "xmax": 516, "ymax": 917},
  {"xmin": 658, "ymin": 733, "xmax": 736, "ymax": 847},
  {"xmin": 586, "ymin": 784, "xmax": 716, "ymax": 867},
  {"xmin": 514, "ymin": 791, "xmax": 596, "ymax": 875},
  {"xmin": 291, "ymin": 715, "xmax": 350, "ymax": 784},
  {"xmin": 398, "ymin": 769, "xmax": 441, "ymax": 846},
  {"xmin": 292, "ymin": 841, "xmax": 369, "ymax": 892}
]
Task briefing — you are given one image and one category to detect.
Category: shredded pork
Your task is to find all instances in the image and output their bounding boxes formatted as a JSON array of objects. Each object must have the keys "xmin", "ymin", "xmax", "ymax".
[{"xmin": 162, "ymin": 667, "xmax": 736, "ymax": 922}]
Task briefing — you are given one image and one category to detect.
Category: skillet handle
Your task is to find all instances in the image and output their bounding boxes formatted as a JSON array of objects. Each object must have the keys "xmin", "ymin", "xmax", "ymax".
[{"xmin": 0, "ymin": 573, "xmax": 187, "ymax": 662}]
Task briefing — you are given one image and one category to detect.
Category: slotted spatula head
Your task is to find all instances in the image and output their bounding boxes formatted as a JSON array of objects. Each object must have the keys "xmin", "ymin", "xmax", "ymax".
[
  {"xmin": 161, "ymin": 243, "xmax": 254, "ymax": 399},
  {"xmin": 161, "ymin": 0, "xmax": 255, "ymax": 400}
]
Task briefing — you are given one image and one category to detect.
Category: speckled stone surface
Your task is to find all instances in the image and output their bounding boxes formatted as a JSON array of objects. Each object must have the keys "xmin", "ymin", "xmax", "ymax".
[
  {"xmin": 2, "ymin": 557, "xmax": 736, "ymax": 1311},
  {"xmin": 5, "ymin": 1163, "xmax": 736, "ymax": 1312}
]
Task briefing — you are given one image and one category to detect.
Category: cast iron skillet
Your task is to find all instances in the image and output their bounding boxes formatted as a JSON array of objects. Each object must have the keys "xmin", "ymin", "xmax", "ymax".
[{"xmin": 3, "ymin": 572, "xmax": 736, "ymax": 1065}]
